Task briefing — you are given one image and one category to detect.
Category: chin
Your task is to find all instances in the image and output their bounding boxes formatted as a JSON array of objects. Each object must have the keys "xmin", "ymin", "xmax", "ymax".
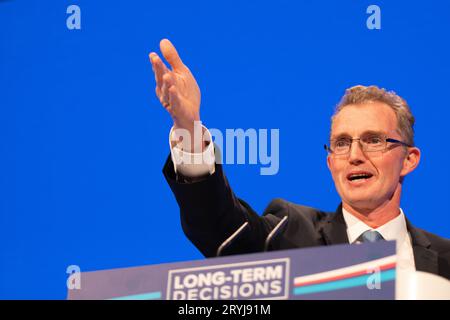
[{"xmin": 343, "ymin": 197, "xmax": 380, "ymax": 211}]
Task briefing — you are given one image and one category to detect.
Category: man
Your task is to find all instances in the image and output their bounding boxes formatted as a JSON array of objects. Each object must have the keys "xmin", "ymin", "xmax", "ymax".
[{"xmin": 149, "ymin": 39, "xmax": 450, "ymax": 280}]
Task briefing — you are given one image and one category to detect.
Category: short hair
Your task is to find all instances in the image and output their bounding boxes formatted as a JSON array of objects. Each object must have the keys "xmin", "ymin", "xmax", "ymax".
[{"xmin": 331, "ymin": 85, "xmax": 415, "ymax": 146}]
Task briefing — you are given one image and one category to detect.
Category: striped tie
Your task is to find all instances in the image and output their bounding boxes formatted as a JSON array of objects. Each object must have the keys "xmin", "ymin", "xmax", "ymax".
[{"xmin": 358, "ymin": 230, "xmax": 384, "ymax": 243}]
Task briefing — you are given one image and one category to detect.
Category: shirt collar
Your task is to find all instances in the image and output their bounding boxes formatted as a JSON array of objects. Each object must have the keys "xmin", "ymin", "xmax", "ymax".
[{"xmin": 342, "ymin": 207, "xmax": 408, "ymax": 243}]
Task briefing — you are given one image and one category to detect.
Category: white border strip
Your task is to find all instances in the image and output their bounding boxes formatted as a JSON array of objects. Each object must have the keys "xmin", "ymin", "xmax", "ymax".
[{"xmin": 293, "ymin": 255, "xmax": 397, "ymax": 286}]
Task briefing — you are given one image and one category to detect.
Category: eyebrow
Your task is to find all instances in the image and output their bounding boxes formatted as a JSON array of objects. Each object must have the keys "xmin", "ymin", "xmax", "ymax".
[{"xmin": 330, "ymin": 130, "xmax": 386, "ymax": 140}]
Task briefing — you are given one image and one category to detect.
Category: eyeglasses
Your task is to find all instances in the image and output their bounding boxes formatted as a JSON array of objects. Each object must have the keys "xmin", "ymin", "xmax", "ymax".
[{"xmin": 324, "ymin": 133, "xmax": 413, "ymax": 155}]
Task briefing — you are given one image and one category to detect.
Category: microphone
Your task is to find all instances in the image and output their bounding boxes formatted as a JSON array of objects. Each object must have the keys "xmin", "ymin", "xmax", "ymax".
[
  {"xmin": 216, "ymin": 221, "xmax": 249, "ymax": 257},
  {"xmin": 264, "ymin": 215, "xmax": 288, "ymax": 252}
]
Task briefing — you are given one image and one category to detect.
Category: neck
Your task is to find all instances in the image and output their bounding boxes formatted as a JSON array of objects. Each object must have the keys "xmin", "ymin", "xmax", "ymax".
[{"xmin": 342, "ymin": 184, "xmax": 402, "ymax": 228}]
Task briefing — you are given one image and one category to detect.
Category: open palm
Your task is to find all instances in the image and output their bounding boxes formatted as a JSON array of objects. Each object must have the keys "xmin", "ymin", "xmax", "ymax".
[{"xmin": 149, "ymin": 39, "xmax": 201, "ymax": 132}]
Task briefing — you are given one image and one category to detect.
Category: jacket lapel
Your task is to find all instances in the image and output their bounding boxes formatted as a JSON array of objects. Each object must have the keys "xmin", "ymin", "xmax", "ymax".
[
  {"xmin": 405, "ymin": 218, "xmax": 439, "ymax": 275},
  {"xmin": 320, "ymin": 203, "xmax": 350, "ymax": 245},
  {"xmin": 320, "ymin": 205, "xmax": 439, "ymax": 275}
]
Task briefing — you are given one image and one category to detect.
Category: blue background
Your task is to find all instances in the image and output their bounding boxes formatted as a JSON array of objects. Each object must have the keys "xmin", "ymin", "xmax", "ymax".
[{"xmin": 1, "ymin": 0, "xmax": 449, "ymax": 299}]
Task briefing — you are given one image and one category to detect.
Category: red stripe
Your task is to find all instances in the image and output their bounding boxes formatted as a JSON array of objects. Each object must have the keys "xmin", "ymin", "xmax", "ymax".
[{"xmin": 294, "ymin": 262, "xmax": 396, "ymax": 287}]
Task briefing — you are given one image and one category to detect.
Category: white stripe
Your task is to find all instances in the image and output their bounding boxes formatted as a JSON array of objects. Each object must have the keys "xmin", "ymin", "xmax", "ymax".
[{"xmin": 293, "ymin": 255, "xmax": 397, "ymax": 285}]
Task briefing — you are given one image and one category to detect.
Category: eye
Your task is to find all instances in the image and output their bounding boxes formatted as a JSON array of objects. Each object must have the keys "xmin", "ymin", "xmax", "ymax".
[
  {"xmin": 364, "ymin": 135, "xmax": 383, "ymax": 144},
  {"xmin": 335, "ymin": 138, "xmax": 351, "ymax": 148}
]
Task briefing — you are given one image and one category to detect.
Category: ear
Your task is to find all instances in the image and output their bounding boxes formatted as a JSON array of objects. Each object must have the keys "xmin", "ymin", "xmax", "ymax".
[
  {"xmin": 327, "ymin": 154, "xmax": 332, "ymax": 172},
  {"xmin": 400, "ymin": 147, "xmax": 421, "ymax": 177}
]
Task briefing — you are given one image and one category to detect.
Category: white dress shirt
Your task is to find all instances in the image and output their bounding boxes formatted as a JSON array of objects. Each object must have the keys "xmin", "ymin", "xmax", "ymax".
[
  {"xmin": 342, "ymin": 208, "xmax": 416, "ymax": 272},
  {"xmin": 169, "ymin": 126, "xmax": 417, "ymax": 273},
  {"xmin": 169, "ymin": 125, "xmax": 216, "ymax": 177}
]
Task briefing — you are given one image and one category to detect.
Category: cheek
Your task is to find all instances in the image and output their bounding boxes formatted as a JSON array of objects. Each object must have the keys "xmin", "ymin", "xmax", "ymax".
[
  {"xmin": 329, "ymin": 161, "xmax": 346, "ymax": 184},
  {"xmin": 374, "ymin": 154, "xmax": 404, "ymax": 185}
]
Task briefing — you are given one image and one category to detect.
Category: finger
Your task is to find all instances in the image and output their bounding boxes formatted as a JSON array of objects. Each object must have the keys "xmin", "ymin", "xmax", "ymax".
[
  {"xmin": 155, "ymin": 86, "xmax": 162, "ymax": 99},
  {"xmin": 160, "ymin": 39, "xmax": 185, "ymax": 71},
  {"xmin": 152, "ymin": 54, "xmax": 168, "ymax": 89},
  {"xmin": 149, "ymin": 52, "xmax": 160, "ymax": 78},
  {"xmin": 161, "ymin": 73, "xmax": 175, "ymax": 104},
  {"xmin": 149, "ymin": 52, "xmax": 169, "ymax": 92},
  {"xmin": 168, "ymin": 85, "xmax": 182, "ymax": 112}
]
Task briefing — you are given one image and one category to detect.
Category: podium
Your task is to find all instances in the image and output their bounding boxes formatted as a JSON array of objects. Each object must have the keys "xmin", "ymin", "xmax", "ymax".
[
  {"xmin": 67, "ymin": 241, "xmax": 449, "ymax": 300},
  {"xmin": 396, "ymin": 271, "xmax": 450, "ymax": 300}
]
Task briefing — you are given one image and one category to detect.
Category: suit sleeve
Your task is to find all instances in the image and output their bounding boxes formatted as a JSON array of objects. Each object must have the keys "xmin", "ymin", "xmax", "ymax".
[{"xmin": 163, "ymin": 154, "xmax": 280, "ymax": 257}]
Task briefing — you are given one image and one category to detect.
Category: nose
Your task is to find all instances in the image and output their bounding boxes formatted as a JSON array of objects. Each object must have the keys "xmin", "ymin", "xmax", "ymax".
[{"xmin": 348, "ymin": 139, "xmax": 367, "ymax": 165}]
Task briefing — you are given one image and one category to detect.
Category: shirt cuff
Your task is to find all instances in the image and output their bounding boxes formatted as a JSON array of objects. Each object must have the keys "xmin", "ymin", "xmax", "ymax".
[{"xmin": 169, "ymin": 124, "xmax": 216, "ymax": 178}]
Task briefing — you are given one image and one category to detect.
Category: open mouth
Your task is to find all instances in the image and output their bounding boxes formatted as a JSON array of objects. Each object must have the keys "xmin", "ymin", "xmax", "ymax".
[{"xmin": 346, "ymin": 172, "xmax": 374, "ymax": 183}]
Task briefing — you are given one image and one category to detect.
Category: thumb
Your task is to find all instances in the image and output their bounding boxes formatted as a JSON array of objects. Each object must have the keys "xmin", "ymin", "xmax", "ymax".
[{"xmin": 160, "ymin": 38, "xmax": 185, "ymax": 71}]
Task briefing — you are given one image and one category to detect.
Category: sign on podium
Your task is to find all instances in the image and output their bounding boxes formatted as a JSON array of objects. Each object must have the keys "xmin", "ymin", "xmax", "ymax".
[{"xmin": 68, "ymin": 241, "xmax": 402, "ymax": 300}]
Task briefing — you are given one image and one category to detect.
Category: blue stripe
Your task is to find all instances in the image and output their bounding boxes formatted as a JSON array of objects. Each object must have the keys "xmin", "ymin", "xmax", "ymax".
[
  {"xmin": 293, "ymin": 269, "xmax": 396, "ymax": 296},
  {"xmin": 109, "ymin": 291, "xmax": 162, "ymax": 300}
]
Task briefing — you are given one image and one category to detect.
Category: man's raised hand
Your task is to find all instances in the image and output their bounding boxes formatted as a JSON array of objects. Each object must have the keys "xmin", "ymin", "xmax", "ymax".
[{"xmin": 149, "ymin": 39, "xmax": 201, "ymax": 133}]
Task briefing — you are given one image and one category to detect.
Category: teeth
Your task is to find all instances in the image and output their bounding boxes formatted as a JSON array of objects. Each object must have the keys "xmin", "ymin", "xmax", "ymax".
[{"xmin": 349, "ymin": 174, "xmax": 371, "ymax": 180}]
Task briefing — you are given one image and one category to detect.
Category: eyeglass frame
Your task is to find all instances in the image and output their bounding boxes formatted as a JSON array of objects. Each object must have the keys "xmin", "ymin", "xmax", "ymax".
[{"xmin": 324, "ymin": 134, "xmax": 413, "ymax": 155}]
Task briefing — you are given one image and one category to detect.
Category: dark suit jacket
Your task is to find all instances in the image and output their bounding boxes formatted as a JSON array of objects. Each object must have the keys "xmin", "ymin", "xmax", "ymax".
[{"xmin": 163, "ymin": 156, "xmax": 450, "ymax": 280}]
